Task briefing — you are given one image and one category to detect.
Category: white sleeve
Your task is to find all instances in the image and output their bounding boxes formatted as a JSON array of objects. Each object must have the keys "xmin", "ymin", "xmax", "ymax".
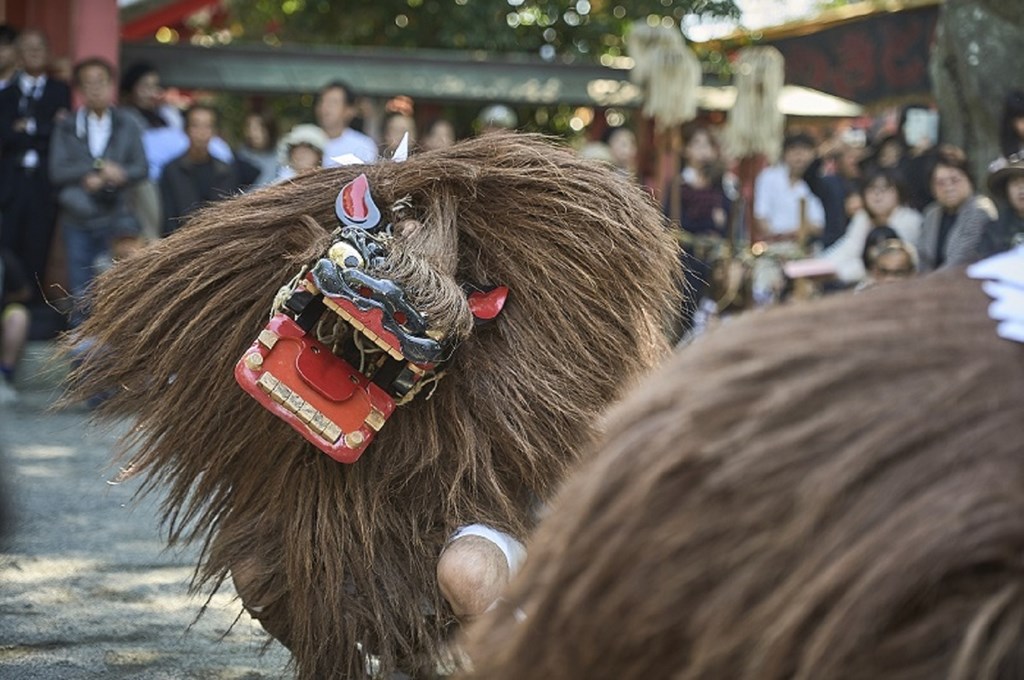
[
  {"xmin": 360, "ymin": 136, "xmax": 379, "ymax": 163},
  {"xmin": 824, "ymin": 213, "xmax": 868, "ymax": 283},
  {"xmin": 449, "ymin": 523, "xmax": 526, "ymax": 576}
]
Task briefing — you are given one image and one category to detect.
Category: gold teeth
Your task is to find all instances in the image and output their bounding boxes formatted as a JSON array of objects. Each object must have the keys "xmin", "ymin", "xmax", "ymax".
[
  {"xmin": 256, "ymin": 372, "xmax": 344, "ymax": 445},
  {"xmin": 320, "ymin": 295, "xmax": 405, "ymax": 362},
  {"xmin": 365, "ymin": 408, "xmax": 386, "ymax": 432},
  {"xmin": 257, "ymin": 329, "xmax": 279, "ymax": 349}
]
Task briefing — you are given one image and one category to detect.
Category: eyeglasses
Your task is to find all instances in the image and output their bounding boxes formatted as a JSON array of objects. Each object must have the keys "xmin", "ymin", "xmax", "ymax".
[
  {"xmin": 933, "ymin": 175, "xmax": 966, "ymax": 188},
  {"xmin": 875, "ymin": 265, "xmax": 915, "ymax": 276}
]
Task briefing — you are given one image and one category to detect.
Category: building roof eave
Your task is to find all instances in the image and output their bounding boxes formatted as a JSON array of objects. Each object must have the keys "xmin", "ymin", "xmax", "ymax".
[{"xmin": 121, "ymin": 42, "xmax": 862, "ymax": 117}]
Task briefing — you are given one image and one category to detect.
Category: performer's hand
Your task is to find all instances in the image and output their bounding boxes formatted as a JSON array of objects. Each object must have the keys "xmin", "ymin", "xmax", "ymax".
[
  {"xmin": 437, "ymin": 535, "xmax": 509, "ymax": 623},
  {"xmin": 12, "ymin": 118, "xmax": 27, "ymax": 133}
]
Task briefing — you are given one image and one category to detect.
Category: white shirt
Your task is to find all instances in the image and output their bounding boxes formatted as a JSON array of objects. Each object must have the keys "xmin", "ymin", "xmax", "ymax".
[
  {"xmin": 753, "ymin": 164, "xmax": 826, "ymax": 235},
  {"xmin": 18, "ymin": 72, "xmax": 46, "ymax": 101},
  {"xmin": 18, "ymin": 73, "xmax": 47, "ymax": 168},
  {"xmin": 86, "ymin": 109, "xmax": 113, "ymax": 159},
  {"xmin": 322, "ymin": 128, "xmax": 378, "ymax": 166}
]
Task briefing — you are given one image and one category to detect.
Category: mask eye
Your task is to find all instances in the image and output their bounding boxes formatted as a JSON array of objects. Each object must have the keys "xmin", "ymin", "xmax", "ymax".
[{"xmin": 328, "ymin": 241, "xmax": 364, "ymax": 269}]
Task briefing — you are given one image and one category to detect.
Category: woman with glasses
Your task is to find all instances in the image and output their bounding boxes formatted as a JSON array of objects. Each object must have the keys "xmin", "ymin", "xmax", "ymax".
[
  {"xmin": 823, "ymin": 167, "xmax": 922, "ymax": 286},
  {"xmin": 916, "ymin": 147, "xmax": 997, "ymax": 272}
]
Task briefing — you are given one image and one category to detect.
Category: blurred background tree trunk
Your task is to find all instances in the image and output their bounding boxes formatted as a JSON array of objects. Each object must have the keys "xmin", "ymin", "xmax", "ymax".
[{"xmin": 931, "ymin": 0, "xmax": 1024, "ymax": 182}]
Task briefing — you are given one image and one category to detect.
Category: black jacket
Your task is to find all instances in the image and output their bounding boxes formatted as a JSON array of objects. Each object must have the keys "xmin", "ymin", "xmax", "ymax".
[
  {"xmin": 159, "ymin": 153, "xmax": 239, "ymax": 236},
  {"xmin": 979, "ymin": 205, "xmax": 1024, "ymax": 257},
  {"xmin": 0, "ymin": 75, "xmax": 71, "ymax": 200}
]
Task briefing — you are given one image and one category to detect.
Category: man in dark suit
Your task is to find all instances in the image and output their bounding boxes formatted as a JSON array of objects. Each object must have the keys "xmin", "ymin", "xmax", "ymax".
[{"xmin": 0, "ymin": 29, "xmax": 71, "ymax": 301}]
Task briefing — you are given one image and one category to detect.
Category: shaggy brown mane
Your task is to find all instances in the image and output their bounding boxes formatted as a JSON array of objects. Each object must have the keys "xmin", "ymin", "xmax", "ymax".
[
  {"xmin": 65, "ymin": 132, "xmax": 680, "ymax": 678},
  {"xmin": 461, "ymin": 269, "xmax": 1024, "ymax": 680}
]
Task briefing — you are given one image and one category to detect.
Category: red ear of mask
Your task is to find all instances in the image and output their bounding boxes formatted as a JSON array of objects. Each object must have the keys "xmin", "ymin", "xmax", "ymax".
[{"xmin": 467, "ymin": 285, "xmax": 508, "ymax": 322}]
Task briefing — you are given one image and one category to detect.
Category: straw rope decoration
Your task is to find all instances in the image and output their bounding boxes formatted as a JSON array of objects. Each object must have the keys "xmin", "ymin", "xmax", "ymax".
[
  {"xmin": 627, "ymin": 23, "xmax": 701, "ymax": 129},
  {"xmin": 724, "ymin": 46, "xmax": 785, "ymax": 162}
]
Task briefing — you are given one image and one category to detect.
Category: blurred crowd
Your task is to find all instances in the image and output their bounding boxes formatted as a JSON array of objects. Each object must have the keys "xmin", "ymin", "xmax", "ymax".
[
  {"xmin": 655, "ymin": 96, "xmax": 1024, "ymax": 336},
  {"xmin": 0, "ymin": 26, "xmax": 493, "ymax": 403},
  {"xmin": 0, "ymin": 23, "xmax": 1022, "ymax": 402}
]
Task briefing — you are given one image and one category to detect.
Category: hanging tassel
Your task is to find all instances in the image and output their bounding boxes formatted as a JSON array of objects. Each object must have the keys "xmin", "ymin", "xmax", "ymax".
[
  {"xmin": 723, "ymin": 46, "xmax": 786, "ymax": 162},
  {"xmin": 627, "ymin": 23, "xmax": 701, "ymax": 130}
]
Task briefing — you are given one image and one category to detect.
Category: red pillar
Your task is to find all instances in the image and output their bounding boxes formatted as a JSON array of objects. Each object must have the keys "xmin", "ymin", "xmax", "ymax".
[
  {"xmin": 1, "ymin": 0, "xmax": 119, "ymax": 79},
  {"xmin": 0, "ymin": 0, "xmax": 119, "ymax": 305}
]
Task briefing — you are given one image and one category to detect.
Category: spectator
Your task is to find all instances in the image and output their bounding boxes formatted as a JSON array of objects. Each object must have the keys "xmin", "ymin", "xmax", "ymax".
[
  {"xmin": 804, "ymin": 135, "xmax": 863, "ymax": 247},
  {"xmin": 0, "ymin": 248, "xmax": 30, "ymax": 404},
  {"xmin": 236, "ymin": 111, "xmax": 279, "ymax": 187},
  {"xmin": 666, "ymin": 124, "xmax": 734, "ymax": 325},
  {"xmin": 0, "ymin": 25, "xmax": 18, "ymax": 90},
  {"xmin": 381, "ymin": 111, "xmax": 415, "ymax": 157},
  {"xmin": 49, "ymin": 57, "xmax": 146, "ymax": 326},
  {"xmin": 160, "ymin": 104, "xmax": 239, "ymax": 236},
  {"xmin": 863, "ymin": 107, "xmax": 940, "ymax": 212},
  {"xmin": 753, "ymin": 132, "xmax": 825, "ymax": 244},
  {"xmin": 316, "ymin": 81, "xmax": 377, "ymax": 166},
  {"xmin": 854, "ymin": 226, "xmax": 917, "ymax": 291},
  {"xmin": 0, "ymin": 29, "xmax": 71, "ymax": 301},
  {"xmin": 979, "ymin": 153, "xmax": 1024, "ymax": 256},
  {"xmin": 863, "ymin": 132, "xmax": 907, "ymax": 172},
  {"xmin": 119, "ymin": 61, "xmax": 181, "ymax": 241},
  {"xmin": 476, "ymin": 104, "xmax": 517, "ymax": 134},
  {"xmin": 823, "ymin": 167, "xmax": 922, "ymax": 285},
  {"xmin": 863, "ymin": 239, "xmax": 916, "ymax": 287},
  {"xmin": 751, "ymin": 132, "xmax": 826, "ymax": 305},
  {"xmin": 602, "ymin": 126, "xmax": 637, "ymax": 180},
  {"xmin": 998, "ymin": 89, "xmax": 1024, "ymax": 158},
  {"xmin": 916, "ymin": 147, "xmax": 997, "ymax": 272},
  {"xmin": 897, "ymin": 105, "xmax": 940, "ymax": 211},
  {"xmin": 577, "ymin": 140, "xmax": 613, "ymax": 163},
  {"xmin": 861, "ymin": 224, "xmax": 900, "ymax": 264},
  {"xmin": 420, "ymin": 118, "xmax": 455, "ymax": 151},
  {"xmin": 275, "ymin": 123, "xmax": 327, "ymax": 181},
  {"xmin": 119, "ymin": 61, "xmax": 234, "ymax": 183}
]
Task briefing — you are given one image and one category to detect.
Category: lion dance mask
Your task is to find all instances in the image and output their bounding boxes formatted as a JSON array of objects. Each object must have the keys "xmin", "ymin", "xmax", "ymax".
[{"xmin": 66, "ymin": 133, "xmax": 680, "ymax": 678}]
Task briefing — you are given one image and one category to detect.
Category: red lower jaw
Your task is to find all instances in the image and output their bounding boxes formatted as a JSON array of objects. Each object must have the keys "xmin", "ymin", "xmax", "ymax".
[{"xmin": 234, "ymin": 314, "xmax": 396, "ymax": 463}]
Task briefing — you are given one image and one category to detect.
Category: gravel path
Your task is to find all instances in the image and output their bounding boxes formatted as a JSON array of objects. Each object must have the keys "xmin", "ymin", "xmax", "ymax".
[{"xmin": 0, "ymin": 387, "xmax": 291, "ymax": 679}]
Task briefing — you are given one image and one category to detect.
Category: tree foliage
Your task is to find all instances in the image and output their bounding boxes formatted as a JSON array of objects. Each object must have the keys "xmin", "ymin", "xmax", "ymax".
[{"xmin": 221, "ymin": 0, "xmax": 739, "ymax": 61}]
